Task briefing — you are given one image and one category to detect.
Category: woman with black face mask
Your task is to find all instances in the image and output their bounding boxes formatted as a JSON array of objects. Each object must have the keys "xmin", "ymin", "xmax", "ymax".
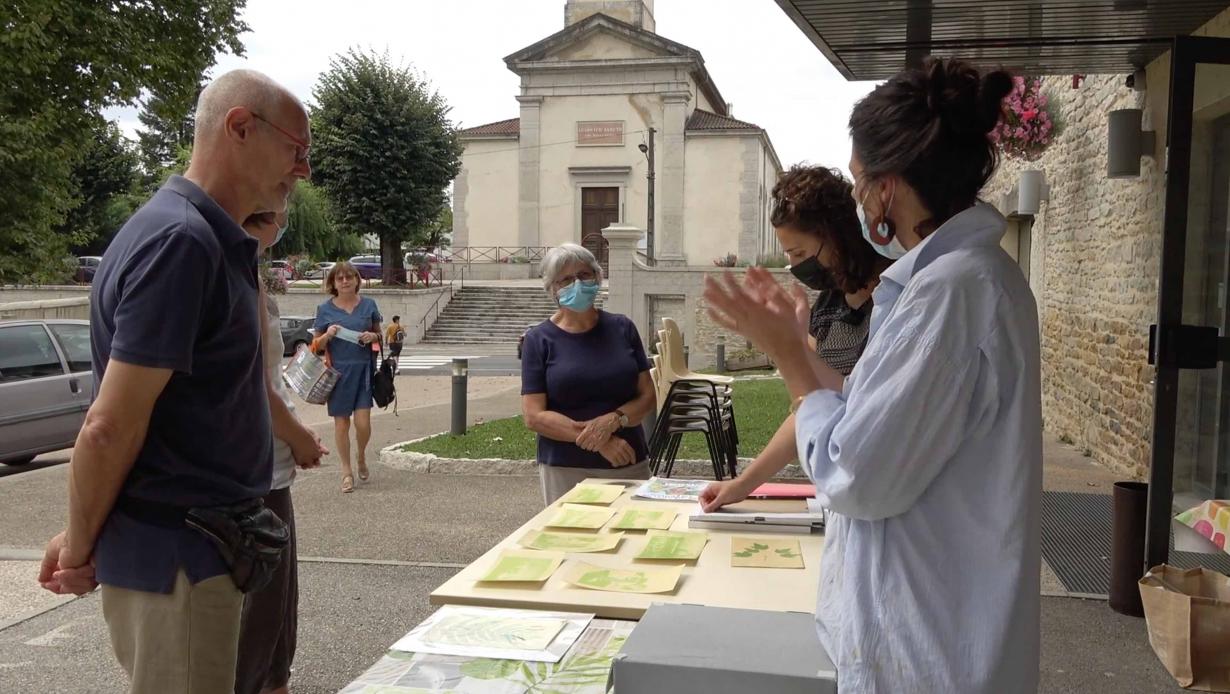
[
  {"xmin": 774, "ymin": 165, "xmax": 891, "ymax": 376},
  {"xmin": 695, "ymin": 165, "xmax": 888, "ymax": 526}
]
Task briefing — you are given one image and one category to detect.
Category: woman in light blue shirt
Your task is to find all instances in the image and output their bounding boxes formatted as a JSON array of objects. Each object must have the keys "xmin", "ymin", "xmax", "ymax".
[{"xmin": 702, "ymin": 58, "xmax": 1041, "ymax": 693}]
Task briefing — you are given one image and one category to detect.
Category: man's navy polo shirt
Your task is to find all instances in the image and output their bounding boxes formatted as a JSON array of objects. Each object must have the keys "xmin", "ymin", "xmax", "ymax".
[{"xmin": 89, "ymin": 175, "xmax": 273, "ymax": 593}]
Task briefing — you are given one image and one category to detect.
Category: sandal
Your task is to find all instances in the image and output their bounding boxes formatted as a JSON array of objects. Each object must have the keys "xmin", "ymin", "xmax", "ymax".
[
  {"xmin": 341, "ymin": 474, "xmax": 354, "ymax": 493},
  {"xmin": 357, "ymin": 458, "xmax": 369, "ymax": 482}
]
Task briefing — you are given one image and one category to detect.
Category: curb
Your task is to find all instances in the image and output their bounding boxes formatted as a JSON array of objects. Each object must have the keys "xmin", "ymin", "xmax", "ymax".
[{"xmin": 379, "ymin": 440, "xmax": 809, "ymax": 479}]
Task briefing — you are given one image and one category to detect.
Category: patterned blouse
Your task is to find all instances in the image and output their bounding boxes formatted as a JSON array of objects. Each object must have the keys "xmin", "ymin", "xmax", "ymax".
[{"xmin": 808, "ymin": 289, "xmax": 873, "ymax": 376}]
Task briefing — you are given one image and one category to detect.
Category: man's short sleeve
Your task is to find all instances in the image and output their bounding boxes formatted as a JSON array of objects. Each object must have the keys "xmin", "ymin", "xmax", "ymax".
[
  {"xmin": 109, "ymin": 233, "xmax": 215, "ymax": 373},
  {"xmin": 520, "ymin": 328, "xmax": 548, "ymax": 395}
]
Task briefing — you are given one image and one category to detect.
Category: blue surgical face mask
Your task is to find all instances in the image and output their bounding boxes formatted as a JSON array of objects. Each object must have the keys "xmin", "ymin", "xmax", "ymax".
[
  {"xmin": 857, "ymin": 183, "xmax": 907, "ymax": 260},
  {"xmin": 557, "ymin": 279, "xmax": 600, "ymax": 311},
  {"xmin": 273, "ymin": 224, "xmax": 288, "ymax": 246}
]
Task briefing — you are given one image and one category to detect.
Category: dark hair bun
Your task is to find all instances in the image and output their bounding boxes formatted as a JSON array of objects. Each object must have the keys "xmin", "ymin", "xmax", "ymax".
[
  {"xmin": 923, "ymin": 59, "xmax": 1012, "ymax": 136},
  {"xmin": 849, "ymin": 57, "xmax": 1014, "ymax": 225}
]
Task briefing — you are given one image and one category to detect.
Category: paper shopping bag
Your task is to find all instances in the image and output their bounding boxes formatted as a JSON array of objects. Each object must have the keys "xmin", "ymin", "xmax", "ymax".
[{"xmin": 1139, "ymin": 564, "xmax": 1230, "ymax": 691}]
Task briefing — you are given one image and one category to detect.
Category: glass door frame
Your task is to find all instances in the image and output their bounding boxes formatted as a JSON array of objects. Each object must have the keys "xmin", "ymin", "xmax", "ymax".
[{"xmin": 1146, "ymin": 35, "xmax": 1230, "ymax": 570}]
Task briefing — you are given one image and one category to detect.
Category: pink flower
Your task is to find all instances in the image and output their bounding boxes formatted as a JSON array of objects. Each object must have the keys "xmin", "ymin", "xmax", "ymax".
[{"xmin": 1021, "ymin": 109, "xmax": 1038, "ymax": 122}]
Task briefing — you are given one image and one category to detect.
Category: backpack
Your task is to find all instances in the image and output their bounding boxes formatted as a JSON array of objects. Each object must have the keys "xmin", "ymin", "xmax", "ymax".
[{"xmin": 372, "ymin": 342, "xmax": 397, "ymax": 413}]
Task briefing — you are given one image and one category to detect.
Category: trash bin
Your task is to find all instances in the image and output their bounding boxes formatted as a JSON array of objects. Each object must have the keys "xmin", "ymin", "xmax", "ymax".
[{"xmin": 1109, "ymin": 481, "xmax": 1148, "ymax": 617}]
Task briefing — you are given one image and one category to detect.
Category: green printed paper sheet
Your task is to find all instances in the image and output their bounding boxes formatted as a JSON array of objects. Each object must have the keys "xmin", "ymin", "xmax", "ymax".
[
  {"xmin": 730, "ymin": 537, "xmax": 805, "ymax": 568},
  {"xmin": 557, "ymin": 483, "xmax": 625, "ymax": 505},
  {"xmin": 560, "ymin": 560, "xmax": 683, "ymax": 594},
  {"xmin": 479, "ymin": 550, "xmax": 564, "ymax": 582},
  {"xmin": 517, "ymin": 530, "xmax": 624, "ymax": 553},
  {"xmin": 611, "ymin": 507, "xmax": 677, "ymax": 530},
  {"xmin": 635, "ymin": 529, "xmax": 708, "ymax": 560},
  {"xmin": 545, "ymin": 503, "xmax": 616, "ymax": 529}
]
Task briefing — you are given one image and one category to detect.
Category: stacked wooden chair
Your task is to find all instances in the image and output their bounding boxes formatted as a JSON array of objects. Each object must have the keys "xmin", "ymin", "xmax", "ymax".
[{"xmin": 647, "ymin": 318, "xmax": 739, "ymax": 480}]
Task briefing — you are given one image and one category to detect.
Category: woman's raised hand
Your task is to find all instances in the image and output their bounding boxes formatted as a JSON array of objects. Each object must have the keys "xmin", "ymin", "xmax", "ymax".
[{"xmin": 703, "ymin": 267, "xmax": 812, "ymax": 363}]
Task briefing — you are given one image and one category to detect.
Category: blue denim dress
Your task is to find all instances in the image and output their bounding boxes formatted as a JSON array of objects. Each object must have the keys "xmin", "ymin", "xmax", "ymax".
[{"xmin": 314, "ymin": 296, "xmax": 382, "ymax": 417}]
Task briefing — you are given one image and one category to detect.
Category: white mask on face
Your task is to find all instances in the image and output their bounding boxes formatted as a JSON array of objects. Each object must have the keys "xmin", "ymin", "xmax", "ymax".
[{"xmin": 857, "ymin": 181, "xmax": 907, "ymax": 260}]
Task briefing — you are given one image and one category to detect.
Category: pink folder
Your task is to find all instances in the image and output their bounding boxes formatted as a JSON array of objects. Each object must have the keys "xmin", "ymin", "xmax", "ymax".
[{"xmin": 749, "ymin": 483, "xmax": 816, "ymax": 499}]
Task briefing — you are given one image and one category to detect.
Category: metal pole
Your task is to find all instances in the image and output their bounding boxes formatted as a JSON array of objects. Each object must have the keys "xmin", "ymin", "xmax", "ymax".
[
  {"xmin": 451, "ymin": 358, "xmax": 468, "ymax": 436},
  {"xmin": 646, "ymin": 126, "xmax": 656, "ymax": 263},
  {"xmin": 715, "ymin": 336, "xmax": 726, "ymax": 373}
]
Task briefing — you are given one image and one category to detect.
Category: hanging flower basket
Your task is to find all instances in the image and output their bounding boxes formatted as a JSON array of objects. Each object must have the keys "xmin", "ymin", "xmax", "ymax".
[{"xmin": 991, "ymin": 76, "xmax": 1062, "ymax": 162}]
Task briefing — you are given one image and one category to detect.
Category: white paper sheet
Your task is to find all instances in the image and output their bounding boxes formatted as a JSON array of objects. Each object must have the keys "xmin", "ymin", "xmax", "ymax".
[{"xmin": 390, "ymin": 605, "xmax": 594, "ymax": 663}]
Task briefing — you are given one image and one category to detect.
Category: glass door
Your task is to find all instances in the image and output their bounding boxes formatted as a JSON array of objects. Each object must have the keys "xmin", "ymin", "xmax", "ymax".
[{"xmin": 1147, "ymin": 36, "xmax": 1230, "ymax": 569}]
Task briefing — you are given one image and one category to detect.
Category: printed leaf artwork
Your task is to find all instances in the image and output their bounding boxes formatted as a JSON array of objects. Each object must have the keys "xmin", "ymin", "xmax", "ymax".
[
  {"xmin": 479, "ymin": 549, "xmax": 565, "ymax": 582},
  {"xmin": 612, "ymin": 507, "xmax": 677, "ymax": 530},
  {"xmin": 518, "ymin": 529, "xmax": 624, "ymax": 553},
  {"xmin": 635, "ymin": 530, "xmax": 709, "ymax": 560},
  {"xmin": 424, "ymin": 615, "xmax": 566, "ymax": 651},
  {"xmin": 560, "ymin": 560, "xmax": 683, "ymax": 594},
  {"xmin": 558, "ymin": 483, "xmax": 625, "ymax": 505},
  {"xmin": 545, "ymin": 503, "xmax": 616, "ymax": 529},
  {"xmin": 730, "ymin": 537, "xmax": 805, "ymax": 568},
  {"xmin": 633, "ymin": 477, "xmax": 711, "ymax": 501}
]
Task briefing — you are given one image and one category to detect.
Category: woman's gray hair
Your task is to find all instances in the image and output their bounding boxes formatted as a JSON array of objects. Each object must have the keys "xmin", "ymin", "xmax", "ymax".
[{"xmin": 540, "ymin": 243, "xmax": 604, "ymax": 299}]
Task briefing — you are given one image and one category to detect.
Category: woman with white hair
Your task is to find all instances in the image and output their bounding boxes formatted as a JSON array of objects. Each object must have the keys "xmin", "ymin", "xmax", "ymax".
[{"xmin": 521, "ymin": 243, "xmax": 657, "ymax": 504}]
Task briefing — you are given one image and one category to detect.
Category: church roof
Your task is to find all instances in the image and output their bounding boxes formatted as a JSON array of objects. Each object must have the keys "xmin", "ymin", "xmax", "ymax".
[
  {"xmin": 504, "ymin": 12, "xmax": 729, "ymax": 119},
  {"xmin": 686, "ymin": 109, "xmax": 762, "ymax": 133},
  {"xmin": 457, "ymin": 117, "xmax": 520, "ymax": 138}
]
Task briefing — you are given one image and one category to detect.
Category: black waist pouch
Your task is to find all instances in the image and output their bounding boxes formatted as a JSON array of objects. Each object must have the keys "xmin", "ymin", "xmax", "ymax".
[{"xmin": 116, "ymin": 496, "xmax": 289, "ymax": 594}]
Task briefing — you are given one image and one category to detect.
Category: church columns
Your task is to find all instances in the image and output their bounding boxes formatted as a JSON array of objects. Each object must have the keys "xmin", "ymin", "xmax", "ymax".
[
  {"xmin": 517, "ymin": 95, "xmax": 544, "ymax": 248},
  {"xmin": 656, "ymin": 91, "xmax": 689, "ymax": 266}
]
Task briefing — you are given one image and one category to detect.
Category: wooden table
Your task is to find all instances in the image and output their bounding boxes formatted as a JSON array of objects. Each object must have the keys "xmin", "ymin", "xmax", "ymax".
[{"xmin": 430, "ymin": 479, "xmax": 824, "ymax": 620}]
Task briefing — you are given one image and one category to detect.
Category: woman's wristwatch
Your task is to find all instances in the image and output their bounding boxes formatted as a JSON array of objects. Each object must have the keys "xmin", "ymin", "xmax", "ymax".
[{"xmin": 614, "ymin": 409, "xmax": 629, "ymax": 429}]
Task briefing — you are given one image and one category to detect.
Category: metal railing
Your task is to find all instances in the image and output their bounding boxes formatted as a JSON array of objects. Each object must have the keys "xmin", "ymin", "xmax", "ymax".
[
  {"xmin": 417, "ymin": 264, "xmax": 466, "ymax": 342},
  {"xmin": 444, "ymin": 246, "xmax": 548, "ymax": 265}
]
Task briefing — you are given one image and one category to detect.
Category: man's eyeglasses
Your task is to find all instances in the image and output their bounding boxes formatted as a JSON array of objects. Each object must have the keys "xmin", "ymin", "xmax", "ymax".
[
  {"xmin": 252, "ymin": 112, "xmax": 310, "ymax": 165},
  {"xmin": 553, "ymin": 271, "xmax": 596, "ymax": 289}
]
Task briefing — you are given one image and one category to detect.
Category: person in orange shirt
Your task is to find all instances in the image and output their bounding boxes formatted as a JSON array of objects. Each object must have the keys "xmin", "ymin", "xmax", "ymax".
[{"xmin": 384, "ymin": 315, "xmax": 405, "ymax": 375}]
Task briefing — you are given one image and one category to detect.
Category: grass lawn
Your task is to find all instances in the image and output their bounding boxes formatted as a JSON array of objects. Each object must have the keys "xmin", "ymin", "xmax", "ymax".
[{"xmin": 402, "ymin": 378, "xmax": 790, "ymax": 461}]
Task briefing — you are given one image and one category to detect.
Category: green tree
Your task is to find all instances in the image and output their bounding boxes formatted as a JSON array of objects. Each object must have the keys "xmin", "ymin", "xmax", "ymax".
[
  {"xmin": 137, "ymin": 87, "xmax": 201, "ymax": 186},
  {"xmin": 310, "ymin": 49, "xmax": 463, "ymax": 285},
  {"xmin": 280, "ymin": 181, "xmax": 363, "ymax": 260},
  {"xmin": 0, "ymin": 0, "xmax": 247, "ymax": 283},
  {"xmin": 59, "ymin": 119, "xmax": 143, "ymax": 256}
]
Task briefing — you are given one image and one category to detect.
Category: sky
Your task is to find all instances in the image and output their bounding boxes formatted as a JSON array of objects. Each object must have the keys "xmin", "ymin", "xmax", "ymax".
[{"xmin": 106, "ymin": 0, "xmax": 879, "ymax": 174}]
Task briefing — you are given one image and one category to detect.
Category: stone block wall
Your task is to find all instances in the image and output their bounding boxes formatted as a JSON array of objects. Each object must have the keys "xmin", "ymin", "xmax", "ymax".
[{"xmin": 985, "ymin": 74, "xmax": 1163, "ymax": 480}]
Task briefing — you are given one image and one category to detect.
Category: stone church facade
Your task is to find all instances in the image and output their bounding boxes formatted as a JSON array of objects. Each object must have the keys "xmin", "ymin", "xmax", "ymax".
[{"xmin": 451, "ymin": 0, "xmax": 782, "ymax": 267}]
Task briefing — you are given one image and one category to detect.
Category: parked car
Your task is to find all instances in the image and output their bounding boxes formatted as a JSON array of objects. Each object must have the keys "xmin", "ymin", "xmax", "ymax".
[
  {"xmin": 303, "ymin": 261, "xmax": 335, "ymax": 280},
  {"xmin": 349, "ymin": 255, "xmax": 382, "ymax": 280},
  {"xmin": 279, "ymin": 316, "xmax": 315, "ymax": 357},
  {"xmin": 0, "ymin": 319, "xmax": 93, "ymax": 465},
  {"xmin": 74, "ymin": 256, "xmax": 102, "ymax": 283}
]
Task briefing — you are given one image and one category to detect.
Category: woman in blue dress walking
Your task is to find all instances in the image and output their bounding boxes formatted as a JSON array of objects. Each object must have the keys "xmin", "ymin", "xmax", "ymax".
[{"xmin": 312, "ymin": 261, "xmax": 383, "ymax": 493}]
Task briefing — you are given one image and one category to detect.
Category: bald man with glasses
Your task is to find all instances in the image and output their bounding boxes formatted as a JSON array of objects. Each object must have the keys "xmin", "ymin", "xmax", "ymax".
[{"xmin": 38, "ymin": 69, "xmax": 312, "ymax": 694}]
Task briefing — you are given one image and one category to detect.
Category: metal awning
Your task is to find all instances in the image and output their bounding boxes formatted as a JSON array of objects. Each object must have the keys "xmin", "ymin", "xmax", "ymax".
[{"xmin": 775, "ymin": 0, "xmax": 1230, "ymax": 80}]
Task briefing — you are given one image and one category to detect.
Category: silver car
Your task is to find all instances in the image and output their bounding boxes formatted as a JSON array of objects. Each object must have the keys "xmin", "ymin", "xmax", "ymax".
[{"xmin": 0, "ymin": 319, "xmax": 93, "ymax": 465}]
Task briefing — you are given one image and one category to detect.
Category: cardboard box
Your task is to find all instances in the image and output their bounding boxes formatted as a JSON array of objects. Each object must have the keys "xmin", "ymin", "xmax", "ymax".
[{"xmin": 611, "ymin": 603, "xmax": 837, "ymax": 693}]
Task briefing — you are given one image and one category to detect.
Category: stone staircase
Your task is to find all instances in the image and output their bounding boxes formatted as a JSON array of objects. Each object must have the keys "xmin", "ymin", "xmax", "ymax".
[{"xmin": 422, "ymin": 286, "xmax": 606, "ymax": 344}]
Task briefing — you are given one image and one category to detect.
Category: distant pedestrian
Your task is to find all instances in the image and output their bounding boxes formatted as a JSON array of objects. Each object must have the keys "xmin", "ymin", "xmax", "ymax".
[
  {"xmin": 38, "ymin": 69, "xmax": 312, "ymax": 694},
  {"xmin": 385, "ymin": 315, "xmax": 405, "ymax": 374},
  {"xmin": 520, "ymin": 243, "xmax": 657, "ymax": 505},
  {"xmin": 312, "ymin": 261, "xmax": 382, "ymax": 493},
  {"xmin": 235, "ymin": 210, "xmax": 326, "ymax": 694}
]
